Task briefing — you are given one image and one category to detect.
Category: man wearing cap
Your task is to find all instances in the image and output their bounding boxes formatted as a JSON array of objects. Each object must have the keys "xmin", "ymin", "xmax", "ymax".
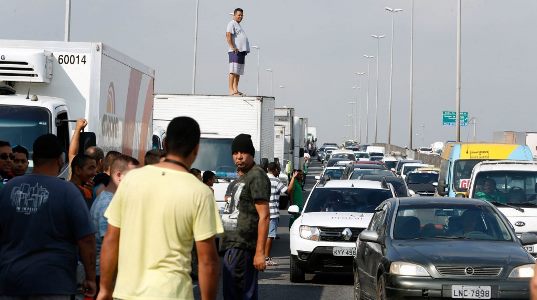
[
  {"xmin": 0, "ymin": 134, "xmax": 97, "ymax": 299},
  {"xmin": 221, "ymin": 134, "xmax": 270, "ymax": 300}
]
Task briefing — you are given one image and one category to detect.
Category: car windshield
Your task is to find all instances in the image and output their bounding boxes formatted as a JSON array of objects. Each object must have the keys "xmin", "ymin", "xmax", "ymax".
[
  {"xmin": 355, "ymin": 152, "xmax": 370, "ymax": 159},
  {"xmin": 403, "ymin": 165, "xmax": 427, "ymax": 176},
  {"xmin": 0, "ymin": 105, "xmax": 50, "ymax": 159},
  {"xmin": 397, "ymin": 160, "xmax": 421, "ymax": 173},
  {"xmin": 350, "ymin": 169, "xmax": 394, "ymax": 179},
  {"xmin": 393, "ymin": 204, "xmax": 512, "ymax": 241},
  {"xmin": 191, "ymin": 138, "xmax": 236, "ymax": 179},
  {"xmin": 407, "ymin": 172, "xmax": 439, "ymax": 184},
  {"xmin": 304, "ymin": 188, "xmax": 393, "ymax": 213},
  {"xmin": 324, "ymin": 168, "xmax": 344, "ymax": 180},
  {"xmin": 327, "ymin": 158, "xmax": 349, "ymax": 167},
  {"xmin": 453, "ymin": 159, "xmax": 483, "ymax": 192},
  {"xmin": 471, "ymin": 171, "xmax": 537, "ymax": 205},
  {"xmin": 384, "ymin": 160, "xmax": 397, "ymax": 169},
  {"xmin": 331, "ymin": 153, "xmax": 356, "ymax": 160}
]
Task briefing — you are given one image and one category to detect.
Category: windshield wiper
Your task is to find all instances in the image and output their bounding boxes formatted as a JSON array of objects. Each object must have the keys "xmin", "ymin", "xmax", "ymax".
[{"xmin": 490, "ymin": 201, "xmax": 524, "ymax": 212}]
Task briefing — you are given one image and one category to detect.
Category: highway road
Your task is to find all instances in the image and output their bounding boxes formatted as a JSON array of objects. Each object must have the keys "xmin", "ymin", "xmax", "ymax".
[{"xmin": 194, "ymin": 160, "xmax": 354, "ymax": 299}]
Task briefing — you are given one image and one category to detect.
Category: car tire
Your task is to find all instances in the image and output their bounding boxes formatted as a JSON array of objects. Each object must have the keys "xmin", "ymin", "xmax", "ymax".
[
  {"xmin": 376, "ymin": 273, "xmax": 387, "ymax": 300},
  {"xmin": 290, "ymin": 255, "xmax": 305, "ymax": 283},
  {"xmin": 353, "ymin": 271, "xmax": 363, "ymax": 300}
]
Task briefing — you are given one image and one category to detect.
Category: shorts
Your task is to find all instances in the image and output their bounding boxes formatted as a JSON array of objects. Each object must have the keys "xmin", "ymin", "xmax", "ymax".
[
  {"xmin": 229, "ymin": 51, "xmax": 247, "ymax": 75},
  {"xmin": 268, "ymin": 217, "xmax": 279, "ymax": 238}
]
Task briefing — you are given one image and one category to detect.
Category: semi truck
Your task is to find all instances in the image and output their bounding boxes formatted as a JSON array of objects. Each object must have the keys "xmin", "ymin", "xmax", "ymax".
[
  {"xmin": 274, "ymin": 125, "xmax": 286, "ymax": 168},
  {"xmin": 274, "ymin": 107, "xmax": 295, "ymax": 168},
  {"xmin": 293, "ymin": 116, "xmax": 307, "ymax": 171},
  {"xmin": 153, "ymin": 94, "xmax": 275, "ymax": 209},
  {"xmin": 0, "ymin": 39, "xmax": 155, "ymax": 176}
]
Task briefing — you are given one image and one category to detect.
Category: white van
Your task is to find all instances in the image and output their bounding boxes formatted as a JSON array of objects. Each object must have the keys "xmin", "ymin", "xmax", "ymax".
[{"xmin": 467, "ymin": 160, "xmax": 537, "ymax": 256}]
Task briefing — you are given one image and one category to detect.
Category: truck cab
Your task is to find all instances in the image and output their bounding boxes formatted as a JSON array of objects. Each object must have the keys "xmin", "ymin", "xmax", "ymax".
[{"xmin": 467, "ymin": 160, "xmax": 537, "ymax": 256}]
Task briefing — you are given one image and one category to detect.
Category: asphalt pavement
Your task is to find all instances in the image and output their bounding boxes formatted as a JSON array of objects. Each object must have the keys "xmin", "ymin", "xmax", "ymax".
[{"xmin": 195, "ymin": 160, "xmax": 353, "ymax": 299}]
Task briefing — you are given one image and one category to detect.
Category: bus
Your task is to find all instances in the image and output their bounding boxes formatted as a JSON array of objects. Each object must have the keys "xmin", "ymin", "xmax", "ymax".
[{"xmin": 437, "ymin": 143, "xmax": 533, "ymax": 197}]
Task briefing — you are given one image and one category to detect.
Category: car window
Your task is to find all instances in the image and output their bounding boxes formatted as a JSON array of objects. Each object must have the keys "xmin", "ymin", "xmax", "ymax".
[
  {"xmin": 393, "ymin": 204, "xmax": 512, "ymax": 241},
  {"xmin": 407, "ymin": 173, "xmax": 439, "ymax": 184},
  {"xmin": 350, "ymin": 169, "xmax": 394, "ymax": 179},
  {"xmin": 368, "ymin": 205, "xmax": 388, "ymax": 232},
  {"xmin": 304, "ymin": 188, "xmax": 393, "ymax": 213},
  {"xmin": 324, "ymin": 169, "xmax": 343, "ymax": 179}
]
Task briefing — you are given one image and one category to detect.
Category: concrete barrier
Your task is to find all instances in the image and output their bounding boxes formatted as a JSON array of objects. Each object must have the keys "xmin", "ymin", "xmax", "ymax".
[{"xmin": 373, "ymin": 143, "xmax": 441, "ymax": 167}]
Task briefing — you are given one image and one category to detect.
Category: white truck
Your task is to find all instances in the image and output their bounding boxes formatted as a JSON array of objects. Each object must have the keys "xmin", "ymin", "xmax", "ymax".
[
  {"xmin": 0, "ymin": 40, "xmax": 155, "ymax": 175},
  {"xmin": 467, "ymin": 160, "xmax": 537, "ymax": 256},
  {"xmin": 275, "ymin": 107, "xmax": 295, "ymax": 169},
  {"xmin": 274, "ymin": 125, "xmax": 286, "ymax": 168},
  {"xmin": 153, "ymin": 94, "xmax": 275, "ymax": 209},
  {"xmin": 293, "ymin": 116, "xmax": 307, "ymax": 171}
]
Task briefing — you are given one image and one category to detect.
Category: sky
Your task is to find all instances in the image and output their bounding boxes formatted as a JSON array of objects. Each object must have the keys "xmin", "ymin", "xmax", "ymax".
[{"xmin": 2, "ymin": 0, "xmax": 537, "ymax": 148}]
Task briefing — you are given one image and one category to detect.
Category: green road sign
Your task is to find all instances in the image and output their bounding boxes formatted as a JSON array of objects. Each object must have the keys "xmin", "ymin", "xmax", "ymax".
[{"xmin": 442, "ymin": 111, "xmax": 468, "ymax": 126}]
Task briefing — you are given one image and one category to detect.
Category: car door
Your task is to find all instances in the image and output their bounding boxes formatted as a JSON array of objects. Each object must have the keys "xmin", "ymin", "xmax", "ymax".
[{"xmin": 358, "ymin": 203, "xmax": 389, "ymax": 296}]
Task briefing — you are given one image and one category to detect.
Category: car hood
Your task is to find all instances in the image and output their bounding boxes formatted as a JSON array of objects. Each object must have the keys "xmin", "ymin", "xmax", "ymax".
[
  {"xmin": 391, "ymin": 240, "xmax": 533, "ymax": 271},
  {"xmin": 300, "ymin": 212, "xmax": 373, "ymax": 228}
]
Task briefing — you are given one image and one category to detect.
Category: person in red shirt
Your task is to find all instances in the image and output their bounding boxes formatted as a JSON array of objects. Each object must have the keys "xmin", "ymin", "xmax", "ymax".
[{"xmin": 70, "ymin": 153, "xmax": 97, "ymax": 208}]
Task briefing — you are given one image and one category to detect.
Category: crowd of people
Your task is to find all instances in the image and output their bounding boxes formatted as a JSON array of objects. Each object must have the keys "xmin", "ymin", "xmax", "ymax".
[{"xmin": 0, "ymin": 115, "xmax": 306, "ymax": 300}]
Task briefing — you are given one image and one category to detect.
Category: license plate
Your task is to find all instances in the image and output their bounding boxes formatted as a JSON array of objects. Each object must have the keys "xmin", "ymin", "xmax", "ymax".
[
  {"xmin": 332, "ymin": 247, "xmax": 356, "ymax": 256},
  {"xmin": 452, "ymin": 285, "xmax": 491, "ymax": 299},
  {"xmin": 524, "ymin": 245, "xmax": 535, "ymax": 253}
]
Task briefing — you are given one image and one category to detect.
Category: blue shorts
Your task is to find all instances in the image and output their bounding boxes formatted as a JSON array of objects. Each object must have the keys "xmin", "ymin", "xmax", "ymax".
[
  {"xmin": 268, "ymin": 217, "xmax": 279, "ymax": 238},
  {"xmin": 229, "ymin": 51, "xmax": 247, "ymax": 75}
]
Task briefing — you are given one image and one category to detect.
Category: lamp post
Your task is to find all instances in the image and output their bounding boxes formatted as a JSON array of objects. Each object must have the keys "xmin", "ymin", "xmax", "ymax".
[
  {"xmin": 408, "ymin": 0, "xmax": 415, "ymax": 149},
  {"xmin": 348, "ymin": 100, "xmax": 357, "ymax": 140},
  {"xmin": 363, "ymin": 55, "xmax": 375, "ymax": 144},
  {"xmin": 192, "ymin": 0, "xmax": 200, "ymax": 94},
  {"xmin": 371, "ymin": 34, "xmax": 385, "ymax": 143},
  {"xmin": 456, "ymin": 0, "xmax": 462, "ymax": 142},
  {"xmin": 252, "ymin": 45, "xmax": 260, "ymax": 95},
  {"xmin": 354, "ymin": 72, "xmax": 365, "ymax": 143},
  {"xmin": 64, "ymin": 0, "xmax": 71, "ymax": 42},
  {"xmin": 385, "ymin": 7, "xmax": 403, "ymax": 148},
  {"xmin": 265, "ymin": 68, "xmax": 274, "ymax": 96}
]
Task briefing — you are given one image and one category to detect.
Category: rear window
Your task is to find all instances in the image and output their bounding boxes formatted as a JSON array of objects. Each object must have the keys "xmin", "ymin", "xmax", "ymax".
[
  {"xmin": 406, "ymin": 173, "xmax": 439, "ymax": 184},
  {"xmin": 304, "ymin": 188, "xmax": 393, "ymax": 213}
]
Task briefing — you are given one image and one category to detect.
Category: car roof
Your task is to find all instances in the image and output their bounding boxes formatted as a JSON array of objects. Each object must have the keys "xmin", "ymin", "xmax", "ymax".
[
  {"xmin": 321, "ymin": 179, "xmax": 389, "ymax": 189},
  {"xmin": 325, "ymin": 166, "xmax": 345, "ymax": 170},
  {"xmin": 395, "ymin": 197, "xmax": 490, "ymax": 207},
  {"xmin": 403, "ymin": 163, "xmax": 430, "ymax": 167},
  {"xmin": 353, "ymin": 164, "xmax": 385, "ymax": 169},
  {"xmin": 332, "ymin": 149, "xmax": 355, "ymax": 154}
]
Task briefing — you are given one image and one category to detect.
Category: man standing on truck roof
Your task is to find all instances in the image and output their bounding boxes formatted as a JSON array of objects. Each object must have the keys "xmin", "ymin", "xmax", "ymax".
[
  {"xmin": 226, "ymin": 7, "xmax": 250, "ymax": 96},
  {"xmin": 222, "ymin": 134, "xmax": 270, "ymax": 300}
]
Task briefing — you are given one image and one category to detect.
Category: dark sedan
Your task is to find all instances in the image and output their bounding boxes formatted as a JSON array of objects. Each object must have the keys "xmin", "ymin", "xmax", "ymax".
[{"xmin": 353, "ymin": 197, "xmax": 537, "ymax": 299}]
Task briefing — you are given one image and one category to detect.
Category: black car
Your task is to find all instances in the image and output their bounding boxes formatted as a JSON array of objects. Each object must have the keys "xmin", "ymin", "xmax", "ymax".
[
  {"xmin": 406, "ymin": 171, "xmax": 439, "ymax": 196},
  {"xmin": 353, "ymin": 197, "xmax": 537, "ymax": 300}
]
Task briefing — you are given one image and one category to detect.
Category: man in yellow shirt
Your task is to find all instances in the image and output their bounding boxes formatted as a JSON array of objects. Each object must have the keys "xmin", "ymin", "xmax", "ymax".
[{"xmin": 98, "ymin": 117, "xmax": 223, "ymax": 300}]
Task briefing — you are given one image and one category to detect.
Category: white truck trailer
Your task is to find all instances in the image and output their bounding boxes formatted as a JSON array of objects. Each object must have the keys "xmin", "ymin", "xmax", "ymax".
[
  {"xmin": 0, "ymin": 40, "xmax": 155, "ymax": 175},
  {"xmin": 274, "ymin": 107, "xmax": 295, "ymax": 168},
  {"xmin": 293, "ymin": 116, "xmax": 307, "ymax": 171},
  {"xmin": 153, "ymin": 94, "xmax": 275, "ymax": 209},
  {"xmin": 274, "ymin": 125, "xmax": 286, "ymax": 168}
]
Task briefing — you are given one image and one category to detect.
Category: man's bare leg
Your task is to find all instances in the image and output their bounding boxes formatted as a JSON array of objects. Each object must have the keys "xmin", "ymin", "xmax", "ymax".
[
  {"xmin": 229, "ymin": 73, "xmax": 235, "ymax": 95},
  {"xmin": 234, "ymin": 74, "xmax": 241, "ymax": 94}
]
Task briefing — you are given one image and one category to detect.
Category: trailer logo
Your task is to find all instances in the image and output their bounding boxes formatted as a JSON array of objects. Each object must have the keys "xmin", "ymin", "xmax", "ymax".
[
  {"xmin": 101, "ymin": 82, "xmax": 121, "ymax": 149},
  {"xmin": 0, "ymin": 55, "xmax": 5, "ymax": 60}
]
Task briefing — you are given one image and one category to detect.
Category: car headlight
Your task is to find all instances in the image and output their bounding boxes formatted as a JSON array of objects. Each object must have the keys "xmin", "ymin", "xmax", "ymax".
[
  {"xmin": 509, "ymin": 264, "xmax": 535, "ymax": 278},
  {"xmin": 299, "ymin": 225, "xmax": 320, "ymax": 241},
  {"xmin": 390, "ymin": 261, "xmax": 431, "ymax": 277}
]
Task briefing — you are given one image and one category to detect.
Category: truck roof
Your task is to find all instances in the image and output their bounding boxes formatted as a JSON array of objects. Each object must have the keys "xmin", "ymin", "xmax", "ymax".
[
  {"xmin": 473, "ymin": 160, "xmax": 537, "ymax": 172},
  {"xmin": 0, "ymin": 94, "xmax": 66, "ymax": 107}
]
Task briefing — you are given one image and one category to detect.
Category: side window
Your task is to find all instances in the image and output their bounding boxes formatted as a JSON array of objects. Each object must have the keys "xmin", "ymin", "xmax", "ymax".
[
  {"xmin": 368, "ymin": 204, "xmax": 388, "ymax": 232},
  {"xmin": 56, "ymin": 112, "xmax": 69, "ymax": 164}
]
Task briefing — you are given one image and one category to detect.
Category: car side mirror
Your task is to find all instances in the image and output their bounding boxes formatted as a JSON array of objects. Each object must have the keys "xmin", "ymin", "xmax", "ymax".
[
  {"xmin": 519, "ymin": 232, "xmax": 537, "ymax": 246},
  {"xmin": 358, "ymin": 230, "xmax": 381, "ymax": 244},
  {"xmin": 288, "ymin": 205, "xmax": 301, "ymax": 215},
  {"xmin": 315, "ymin": 175, "xmax": 320, "ymax": 180}
]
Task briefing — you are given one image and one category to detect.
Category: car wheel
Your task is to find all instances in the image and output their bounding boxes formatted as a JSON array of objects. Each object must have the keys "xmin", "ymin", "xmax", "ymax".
[
  {"xmin": 290, "ymin": 255, "xmax": 305, "ymax": 283},
  {"xmin": 353, "ymin": 271, "xmax": 363, "ymax": 300},
  {"xmin": 376, "ymin": 273, "xmax": 387, "ymax": 300}
]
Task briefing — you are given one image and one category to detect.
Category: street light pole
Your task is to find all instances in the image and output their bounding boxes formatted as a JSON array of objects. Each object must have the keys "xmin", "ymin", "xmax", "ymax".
[
  {"xmin": 371, "ymin": 34, "xmax": 385, "ymax": 144},
  {"xmin": 456, "ymin": 0, "xmax": 462, "ymax": 142},
  {"xmin": 348, "ymin": 100, "xmax": 357, "ymax": 140},
  {"xmin": 409, "ymin": 0, "xmax": 415, "ymax": 150},
  {"xmin": 64, "ymin": 0, "xmax": 71, "ymax": 42},
  {"xmin": 252, "ymin": 46, "xmax": 260, "ymax": 95},
  {"xmin": 354, "ymin": 72, "xmax": 366, "ymax": 143},
  {"xmin": 385, "ymin": 7, "xmax": 403, "ymax": 148},
  {"xmin": 363, "ymin": 55, "xmax": 375, "ymax": 144},
  {"xmin": 265, "ymin": 68, "xmax": 274, "ymax": 96},
  {"xmin": 191, "ymin": 0, "xmax": 200, "ymax": 94}
]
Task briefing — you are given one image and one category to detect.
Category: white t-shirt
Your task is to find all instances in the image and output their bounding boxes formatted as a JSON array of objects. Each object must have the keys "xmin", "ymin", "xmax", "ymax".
[{"xmin": 226, "ymin": 20, "xmax": 250, "ymax": 53}]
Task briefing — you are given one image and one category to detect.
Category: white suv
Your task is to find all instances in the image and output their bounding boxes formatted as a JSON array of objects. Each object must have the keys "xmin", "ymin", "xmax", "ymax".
[{"xmin": 288, "ymin": 180, "xmax": 395, "ymax": 282}]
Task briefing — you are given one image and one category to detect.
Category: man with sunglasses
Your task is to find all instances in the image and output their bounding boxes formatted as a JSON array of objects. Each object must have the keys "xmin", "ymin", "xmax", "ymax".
[{"xmin": 0, "ymin": 140, "xmax": 14, "ymax": 184}]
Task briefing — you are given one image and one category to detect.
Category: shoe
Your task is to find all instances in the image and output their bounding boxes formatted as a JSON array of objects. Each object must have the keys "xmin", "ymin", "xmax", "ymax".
[{"xmin": 266, "ymin": 257, "xmax": 278, "ymax": 266}]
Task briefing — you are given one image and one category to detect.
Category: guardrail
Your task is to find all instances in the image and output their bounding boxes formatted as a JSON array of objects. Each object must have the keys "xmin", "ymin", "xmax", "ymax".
[{"xmin": 373, "ymin": 143, "xmax": 442, "ymax": 168}]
